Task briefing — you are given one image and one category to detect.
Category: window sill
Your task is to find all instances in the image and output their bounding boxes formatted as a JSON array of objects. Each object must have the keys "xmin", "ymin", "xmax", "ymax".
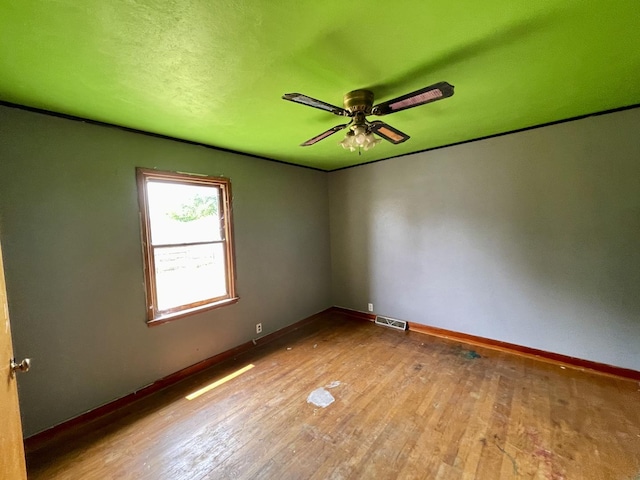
[{"xmin": 146, "ymin": 297, "xmax": 239, "ymax": 327}]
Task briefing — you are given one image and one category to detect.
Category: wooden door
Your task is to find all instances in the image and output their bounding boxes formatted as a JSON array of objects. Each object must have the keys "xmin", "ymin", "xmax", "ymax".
[{"xmin": 0, "ymin": 240, "xmax": 27, "ymax": 480}]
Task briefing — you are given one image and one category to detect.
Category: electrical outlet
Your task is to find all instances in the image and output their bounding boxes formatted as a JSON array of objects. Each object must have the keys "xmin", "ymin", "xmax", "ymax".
[
  {"xmin": 256, "ymin": 323, "xmax": 262, "ymax": 334},
  {"xmin": 368, "ymin": 303, "xmax": 374, "ymax": 312}
]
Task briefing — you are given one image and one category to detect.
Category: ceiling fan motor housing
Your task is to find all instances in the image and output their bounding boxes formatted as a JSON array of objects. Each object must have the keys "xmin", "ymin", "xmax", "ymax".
[{"xmin": 343, "ymin": 89, "xmax": 374, "ymax": 114}]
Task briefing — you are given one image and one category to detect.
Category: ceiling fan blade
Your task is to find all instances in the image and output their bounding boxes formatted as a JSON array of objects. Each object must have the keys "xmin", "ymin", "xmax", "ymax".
[
  {"xmin": 372, "ymin": 82, "xmax": 454, "ymax": 116},
  {"xmin": 282, "ymin": 93, "xmax": 349, "ymax": 117},
  {"xmin": 300, "ymin": 124, "xmax": 349, "ymax": 146},
  {"xmin": 369, "ymin": 121, "xmax": 410, "ymax": 144}
]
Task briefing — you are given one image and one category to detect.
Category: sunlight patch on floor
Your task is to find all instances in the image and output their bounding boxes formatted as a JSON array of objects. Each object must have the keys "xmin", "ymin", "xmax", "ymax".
[{"xmin": 185, "ymin": 364, "xmax": 255, "ymax": 400}]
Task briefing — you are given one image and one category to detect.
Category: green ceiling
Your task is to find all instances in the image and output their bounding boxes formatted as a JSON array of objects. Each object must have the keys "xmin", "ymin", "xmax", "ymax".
[{"xmin": 1, "ymin": 1, "xmax": 639, "ymax": 171}]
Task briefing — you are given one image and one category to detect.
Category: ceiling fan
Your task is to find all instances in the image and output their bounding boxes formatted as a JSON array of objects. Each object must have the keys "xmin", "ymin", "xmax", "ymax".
[{"xmin": 282, "ymin": 81, "xmax": 454, "ymax": 152}]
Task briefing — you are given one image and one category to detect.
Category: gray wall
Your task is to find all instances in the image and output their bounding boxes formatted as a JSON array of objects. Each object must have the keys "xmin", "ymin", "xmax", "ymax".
[
  {"xmin": 0, "ymin": 106, "xmax": 332, "ymax": 436},
  {"xmin": 329, "ymin": 108, "xmax": 640, "ymax": 371}
]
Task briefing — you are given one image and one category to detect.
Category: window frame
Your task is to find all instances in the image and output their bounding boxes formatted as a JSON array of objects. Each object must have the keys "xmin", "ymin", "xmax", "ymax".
[{"xmin": 136, "ymin": 168, "xmax": 238, "ymax": 326}]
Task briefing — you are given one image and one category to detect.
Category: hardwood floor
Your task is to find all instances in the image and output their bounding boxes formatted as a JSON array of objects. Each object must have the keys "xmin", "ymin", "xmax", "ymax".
[{"xmin": 26, "ymin": 312, "xmax": 640, "ymax": 479}]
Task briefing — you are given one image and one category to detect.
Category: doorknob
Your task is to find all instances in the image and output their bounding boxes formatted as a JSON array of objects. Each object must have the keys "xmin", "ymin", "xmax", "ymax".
[{"xmin": 10, "ymin": 358, "xmax": 31, "ymax": 378}]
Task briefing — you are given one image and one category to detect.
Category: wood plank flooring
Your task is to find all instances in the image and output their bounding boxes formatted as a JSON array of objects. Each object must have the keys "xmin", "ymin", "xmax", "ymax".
[{"xmin": 26, "ymin": 312, "xmax": 640, "ymax": 479}]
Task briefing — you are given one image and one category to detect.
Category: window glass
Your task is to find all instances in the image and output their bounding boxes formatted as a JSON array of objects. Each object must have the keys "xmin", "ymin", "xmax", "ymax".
[
  {"xmin": 147, "ymin": 182, "xmax": 222, "ymax": 245},
  {"xmin": 154, "ymin": 244, "xmax": 227, "ymax": 310}
]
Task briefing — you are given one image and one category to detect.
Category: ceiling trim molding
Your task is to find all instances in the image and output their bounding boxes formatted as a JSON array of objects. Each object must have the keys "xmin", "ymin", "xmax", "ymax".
[
  {"xmin": 329, "ymin": 103, "xmax": 640, "ymax": 172},
  {"xmin": 0, "ymin": 100, "xmax": 326, "ymax": 173}
]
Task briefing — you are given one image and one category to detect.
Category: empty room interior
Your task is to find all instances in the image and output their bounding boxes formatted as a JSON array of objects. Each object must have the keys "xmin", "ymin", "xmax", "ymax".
[{"xmin": 0, "ymin": 1, "xmax": 639, "ymax": 479}]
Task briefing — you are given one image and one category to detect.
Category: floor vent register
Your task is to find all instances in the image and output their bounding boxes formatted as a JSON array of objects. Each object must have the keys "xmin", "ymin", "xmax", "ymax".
[{"xmin": 374, "ymin": 315, "xmax": 408, "ymax": 331}]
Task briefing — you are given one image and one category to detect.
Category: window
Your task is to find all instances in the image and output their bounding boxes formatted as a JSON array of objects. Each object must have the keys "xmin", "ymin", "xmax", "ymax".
[{"xmin": 136, "ymin": 168, "xmax": 237, "ymax": 325}]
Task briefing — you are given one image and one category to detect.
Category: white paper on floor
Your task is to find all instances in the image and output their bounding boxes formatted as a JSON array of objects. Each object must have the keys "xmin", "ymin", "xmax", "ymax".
[{"xmin": 307, "ymin": 387, "xmax": 335, "ymax": 408}]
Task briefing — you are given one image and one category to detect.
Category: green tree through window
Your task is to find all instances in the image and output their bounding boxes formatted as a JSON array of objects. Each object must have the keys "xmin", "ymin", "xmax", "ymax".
[{"xmin": 168, "ymin": 194, "xmax": 218, "ymax": 222}]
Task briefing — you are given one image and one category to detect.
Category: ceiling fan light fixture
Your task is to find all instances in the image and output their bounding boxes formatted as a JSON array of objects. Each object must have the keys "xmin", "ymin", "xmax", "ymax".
[
  {"xmin": 353, "ymin": 125, "xmax": 367, "ymax": 145},
  {"xmin": 363, "ymin": 136, "xmax": 381, "ymax": 151},
  {"xmin": 339, "ymin": 127, "xmax": 380, "ymax": 152},
  {"xmin": 339, "ymin": 131, "xmax": 357, "ymax": 151}
]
